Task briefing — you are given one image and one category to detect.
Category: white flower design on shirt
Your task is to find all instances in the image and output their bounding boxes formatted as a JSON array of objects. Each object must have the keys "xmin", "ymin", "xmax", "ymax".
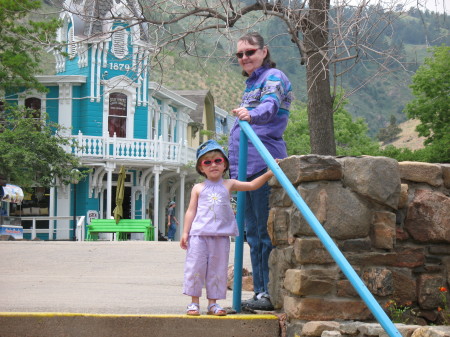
[
  {"xmin": 208, "ymin": 192, "xmax": 222, "ymax": 222},
  {"xmin": 208, "ymin": 193, "xmax": 222, "ymax": 204}
]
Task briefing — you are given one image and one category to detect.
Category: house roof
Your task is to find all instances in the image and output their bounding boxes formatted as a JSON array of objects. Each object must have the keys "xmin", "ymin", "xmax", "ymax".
[
  {"xmin": 148, "ymin": 83, "xmax": 197, "ymax": 111},
  {"xmin": 174, "ymin": 90, "xmax": 212, "ymax": 124},
  {"xmin": 65, "ymin": 0, "xmax": 149, "ymax": 42}
]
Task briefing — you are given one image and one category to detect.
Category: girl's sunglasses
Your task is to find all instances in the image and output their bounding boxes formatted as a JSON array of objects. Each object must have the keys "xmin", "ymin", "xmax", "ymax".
[
  {"xmin": 201, "ymin": 157, "xmax": 225, "ymax": 166},
  {"xmin": 235, "ymin": 49, "xmax": 259, "ymax": 59}
]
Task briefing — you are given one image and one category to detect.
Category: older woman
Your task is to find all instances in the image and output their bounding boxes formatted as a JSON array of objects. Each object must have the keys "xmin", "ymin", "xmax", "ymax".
[{"xmin": 229, "ymin": 32, "xmax": 292, "ymax": 311}]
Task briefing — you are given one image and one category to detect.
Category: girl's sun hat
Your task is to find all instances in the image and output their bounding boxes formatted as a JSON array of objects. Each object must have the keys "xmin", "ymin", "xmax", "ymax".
[{"xmin": 196, "ymin": 140, "xmax": 228, "ymax": 175}]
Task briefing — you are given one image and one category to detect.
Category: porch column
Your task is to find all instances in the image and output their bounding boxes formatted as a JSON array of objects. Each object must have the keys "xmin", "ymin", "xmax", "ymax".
[
  {"xmin": 57, "ymin": 83, "xmax": 72, "ymax": 135},
  {"xmin": 153, "ymin": 166, "xmax": 162, "ymax": 241},
  {"xmin": 105, "ymin": 163, "xmax": 115, "ymax": 219},
  {"xmin": 140, "ymin": 191, "xmax": 145, "ymax": 218},
  {"xmin": 177, "ymin": 171, "xmax": 186, "ymax": 240},
  {"xmin": 140, "ymin": 168, "xmax": 153, "ymax": 220},
  {"xmin": 49, "ymin": 186, "xmax": 56, "ymax": 240},
  {"xmin": 139, "ymin": 171, "xmax": 146, "ymax": 220},
  {"xmin": 161, "ymin": 102, "xmax": 168, "ymax": 141}
]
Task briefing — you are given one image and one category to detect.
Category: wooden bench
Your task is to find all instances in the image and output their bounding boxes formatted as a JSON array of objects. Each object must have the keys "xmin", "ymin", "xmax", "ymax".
[{"xmin": 86, "ymin": 219, "xmax": 155, "ymax": 241}]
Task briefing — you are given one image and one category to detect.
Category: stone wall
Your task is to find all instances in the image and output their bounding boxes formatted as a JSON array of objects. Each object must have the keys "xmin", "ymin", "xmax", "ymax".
[
  {"xmin": 267, "ymin": 155, "xmax": 450, "ymax": 327},
  {"xmin": 284, "ymin": 321, "xmax": 450, "ymax": 337}
]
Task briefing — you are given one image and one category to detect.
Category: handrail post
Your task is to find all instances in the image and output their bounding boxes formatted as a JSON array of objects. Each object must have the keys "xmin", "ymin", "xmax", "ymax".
[
  {"xmin": 76, "ymin": 216, "xmax": 86, "ymax": 241},
  {"xmin": 237, "ymin": 120, "xmax": 401, "ymax": 337},
  {"xmin": 232, "ymin": 130, "xmax": 248, "ymax": 313}
]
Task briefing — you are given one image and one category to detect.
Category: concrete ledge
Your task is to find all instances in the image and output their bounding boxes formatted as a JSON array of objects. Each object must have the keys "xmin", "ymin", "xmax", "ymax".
[{"xmin": 0, "ymin": 312, "xmax": 280, "ymax": 337}]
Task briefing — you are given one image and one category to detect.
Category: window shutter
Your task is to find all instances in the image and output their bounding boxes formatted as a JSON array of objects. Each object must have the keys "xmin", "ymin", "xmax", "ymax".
[
  {"xmin": 68, "ymin": 27, "xmax": 76, "ymax": 58},
  {"xmin": 112, "ymin": 29, "xmax": 128, "ymax": 59}
]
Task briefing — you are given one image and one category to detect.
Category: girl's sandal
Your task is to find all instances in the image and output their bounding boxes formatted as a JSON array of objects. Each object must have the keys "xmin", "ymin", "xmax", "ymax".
[
  {"xmin": 207, "ymin": 303, "xmax": 227, "ymax": 316},
  {"xmin": 186, "ymin": 303, "xmax": 200, "ymax": 316}
]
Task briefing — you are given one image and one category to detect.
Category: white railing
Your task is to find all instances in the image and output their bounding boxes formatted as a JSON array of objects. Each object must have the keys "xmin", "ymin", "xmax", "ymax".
[
  {"xmin": 18, "ymin": 216, "xmax": 86, "ymax": 241},
  {"xmin": 65, "ymin": 132, "xmax": 197, "ymax": 163}
]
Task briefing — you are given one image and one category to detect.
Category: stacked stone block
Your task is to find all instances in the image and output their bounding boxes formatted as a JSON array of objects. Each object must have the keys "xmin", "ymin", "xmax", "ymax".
[{"xmin": 267, "ymin": 155, "xmax": 450, "ymax": 326}]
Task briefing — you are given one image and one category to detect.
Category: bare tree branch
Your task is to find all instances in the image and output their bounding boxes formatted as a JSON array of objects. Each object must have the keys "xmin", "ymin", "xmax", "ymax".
[{"xmin": 50, "ymin": 0, "xmax": 446, "ymax": 155}]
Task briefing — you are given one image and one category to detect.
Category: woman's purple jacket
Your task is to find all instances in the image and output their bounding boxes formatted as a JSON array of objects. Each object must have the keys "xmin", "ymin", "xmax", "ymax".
[{"xmin": 228, "ymin": 66, "xmax": 293, "ymax": 179}]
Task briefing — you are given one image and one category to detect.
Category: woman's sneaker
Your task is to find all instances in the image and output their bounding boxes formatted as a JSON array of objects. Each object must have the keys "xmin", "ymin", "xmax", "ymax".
[{"xmin": 242, "ymin": 292, "xmax": 274, "ymax": 311}]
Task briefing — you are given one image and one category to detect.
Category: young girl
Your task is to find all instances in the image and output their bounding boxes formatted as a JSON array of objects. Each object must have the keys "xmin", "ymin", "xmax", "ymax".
[{"xmin": 180, "ymin": 139, "xmax": 275, "ymax": 316}]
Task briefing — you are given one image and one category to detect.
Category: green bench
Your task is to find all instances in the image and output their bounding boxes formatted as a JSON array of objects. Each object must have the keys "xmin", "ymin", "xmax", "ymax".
[{"xmin": 86, "ymin": 219, "xmax": 155, "ymax": 241}]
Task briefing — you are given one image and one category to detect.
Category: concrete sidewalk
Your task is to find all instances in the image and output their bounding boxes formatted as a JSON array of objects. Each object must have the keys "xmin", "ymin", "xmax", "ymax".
[
  {"xmin": 0, "ymin": 241, "xmax": 282, "ymax": 336},
  {"xmin": 0, "ymin": 241, "xmax": 254, "ymax": 315}
]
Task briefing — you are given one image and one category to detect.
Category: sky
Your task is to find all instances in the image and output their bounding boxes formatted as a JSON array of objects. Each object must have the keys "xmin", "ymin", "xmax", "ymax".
[
  {"xmin": 424, "ymin": 0, "xmax": 448, "ymax": 13},
  {"xmin": 335, "ymin": 0, "xmax": 449, "ymax": 13}
]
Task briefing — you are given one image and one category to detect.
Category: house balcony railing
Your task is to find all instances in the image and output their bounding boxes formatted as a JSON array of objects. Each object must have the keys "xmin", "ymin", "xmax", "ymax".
[{"xmin": 64, "ymin": 131, "xmax": 197, "ymax": 164}]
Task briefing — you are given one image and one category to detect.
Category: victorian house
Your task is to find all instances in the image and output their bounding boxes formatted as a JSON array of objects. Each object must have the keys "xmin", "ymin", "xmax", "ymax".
[{"xmin": 3, "ymin": 0, "xmax": 234, "ymax": 240}]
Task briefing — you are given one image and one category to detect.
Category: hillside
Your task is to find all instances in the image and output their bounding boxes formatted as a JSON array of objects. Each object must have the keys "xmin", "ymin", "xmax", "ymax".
[
  {"xmin": 153, "ymin": 41, "xmax": 431, "ymax": 137},
  {"xmin": 152, "ymin": 10, "xmax": 448, "ymax": 138},
  {"xmin": 383, "ymin": 119, "xmax": 426, "ymax": 150},
  {"xmin": 33, "ymin": 2, "xmax": 448, "ymax": 141},
  {"xmin": 151, "ymin": 54, "xmax": 244, "ymax": 113}
]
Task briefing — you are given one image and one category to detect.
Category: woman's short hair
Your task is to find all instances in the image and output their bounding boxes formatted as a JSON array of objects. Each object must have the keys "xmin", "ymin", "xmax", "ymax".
[{"xmin": 238, "ymin": 32, "xmax": 276, "ymax": 77}]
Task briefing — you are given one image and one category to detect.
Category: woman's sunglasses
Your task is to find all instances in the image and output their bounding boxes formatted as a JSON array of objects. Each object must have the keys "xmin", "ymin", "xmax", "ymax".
[
  {"xmin": 201, "ymin": 157, "xmax": 225, "ymax": 166},
  {"xmin": 235, "ymin": 49, "xmax": 259, "ymax": 59}
]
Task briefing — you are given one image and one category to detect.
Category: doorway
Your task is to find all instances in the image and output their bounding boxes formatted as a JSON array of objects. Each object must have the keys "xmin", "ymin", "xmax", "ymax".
[{"xmin": 103, "ymin": 186, "xmax": 131, "ymax": 219}]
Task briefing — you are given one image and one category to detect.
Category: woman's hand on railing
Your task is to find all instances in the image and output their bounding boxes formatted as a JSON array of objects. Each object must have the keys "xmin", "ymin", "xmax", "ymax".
[{"xmin": 232, "ymin": 107, "xmax": 251, "ymax": 122}]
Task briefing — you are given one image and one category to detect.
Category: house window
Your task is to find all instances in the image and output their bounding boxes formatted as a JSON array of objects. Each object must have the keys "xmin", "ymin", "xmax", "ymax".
[
  {"xmin": 11, "ymin": 187, "xmax": 50, "ymax": 238},
  {"xmin": 152, "ymin": 111, "xmax": 158, "ymax": 139},
  {"xmin": 25, "ymin": 98, "xmax": 41, "ymax": 117},
  {"xmin": 25, "ymin": 97, "xmax": 41, "ymax": 130},
  {"xmin": 152, "ymin": 102, "xmax": 161, "ymax": 139},
  {"xmin": 168, "ymin": 117, "xmax": 173, "ymax": 142},
  {"xmin": 108, "ymin": 93, "xmax": 127, "ymax": 138}
]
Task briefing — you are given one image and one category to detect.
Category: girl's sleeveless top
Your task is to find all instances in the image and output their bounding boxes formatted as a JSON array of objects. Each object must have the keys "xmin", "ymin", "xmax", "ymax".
[{"xmin": 189, "ymin": 179, "xmax": 238, "ymax": 237}]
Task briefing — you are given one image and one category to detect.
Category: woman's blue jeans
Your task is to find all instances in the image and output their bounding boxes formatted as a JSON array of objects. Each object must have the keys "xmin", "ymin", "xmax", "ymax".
[
  {"xmin": 245, "ymin": 169, "xmax": 272, "ymax": 295},
  {"xmin": 167, "ymin": 223, "xmax": 177, "ymax": 240}
]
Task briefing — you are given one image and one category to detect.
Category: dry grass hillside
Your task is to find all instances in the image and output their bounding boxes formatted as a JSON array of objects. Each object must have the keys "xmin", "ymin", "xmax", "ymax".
[
  {"xmin": 152, "ymin": 55, "xmax": 244, "ymax": 113},
  {"xmin": 383, "ymin": 119, "xmax": 426, "ymax": 150}
]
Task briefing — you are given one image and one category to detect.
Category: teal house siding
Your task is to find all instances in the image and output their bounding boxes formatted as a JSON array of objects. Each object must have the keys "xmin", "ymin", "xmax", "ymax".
[
  {"xmin": 76, "ymin": 181, "xmax": 96, "ymax": 222},
  {"xmin": 4, "ymin": 95, "xmax": 18, "ymax": 107},
  {"xmin": 64, "ymin": 58, "xmax": 81, "ymax": 75},
  {"xmin": 134, "ymin": 106, "xmax": 148, "ymax": 139},
  {"xmin": 78, "ymin": 100, "xmax": 102, "ymax": 136},
  {"xmin": 172, "ymin": 106, "xmax": 178, "ymax": 143},
  {"xmin": 46, "ymin": 87, "xmax": 59, "ymax": 124}
]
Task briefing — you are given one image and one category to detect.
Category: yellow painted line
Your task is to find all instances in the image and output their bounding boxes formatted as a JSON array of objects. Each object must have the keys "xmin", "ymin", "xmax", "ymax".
[{"xmin": 0, "ymin": 312, "xmax": 278, "ymax": 320}]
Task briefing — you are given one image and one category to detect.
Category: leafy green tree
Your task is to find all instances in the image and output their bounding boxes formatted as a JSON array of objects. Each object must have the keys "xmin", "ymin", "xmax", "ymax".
[
  {"xmin": 334, "ymin": 101, "xmax": 380, "ymax": 156},
  {"xmin": 0, "ymin": 106, "xmax": 85, "ymax": 188},
  {"xmin": 285, "ymin": 96, "xmax": 380, "ymax": 156},
  {"xmin": 377, "ymin": 115, "xmax": 402, "ymax": 143},
  {"xmin": 404, "ymin": 45, "xmax": 450, "ymax": 162},
  {"xmin": 377, "ymin": 144, "xmax": 447, "ymax": 163},
  {"xmin": 0, "ymin": 2, "xmax": 85, "ymax": 187},
  {"xmin": 284, "ymin": 102, "xmax": 311, "ymax": 156},
  {"xmin": 0, "ymin": 0, "xmax": 60, "ymax": 92},
  {"xmin": 284, "ymin": 100, "xmax": 448, "ymax": 162}
]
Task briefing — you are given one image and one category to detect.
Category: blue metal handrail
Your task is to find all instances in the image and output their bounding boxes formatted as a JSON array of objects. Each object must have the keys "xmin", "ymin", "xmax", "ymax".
[
  {"xmin": 232, "ymin": 120, "xmax": 401, "ymax": 337},
  {"xmin": 232, "ymin": 130, "xmax": 248, "ymax": 308}
]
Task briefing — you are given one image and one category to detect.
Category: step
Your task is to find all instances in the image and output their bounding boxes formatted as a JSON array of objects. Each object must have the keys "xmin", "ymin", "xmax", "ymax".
[{"xmin": 0, "ymin": 312, "xmax": 281, "ymax": 337}]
